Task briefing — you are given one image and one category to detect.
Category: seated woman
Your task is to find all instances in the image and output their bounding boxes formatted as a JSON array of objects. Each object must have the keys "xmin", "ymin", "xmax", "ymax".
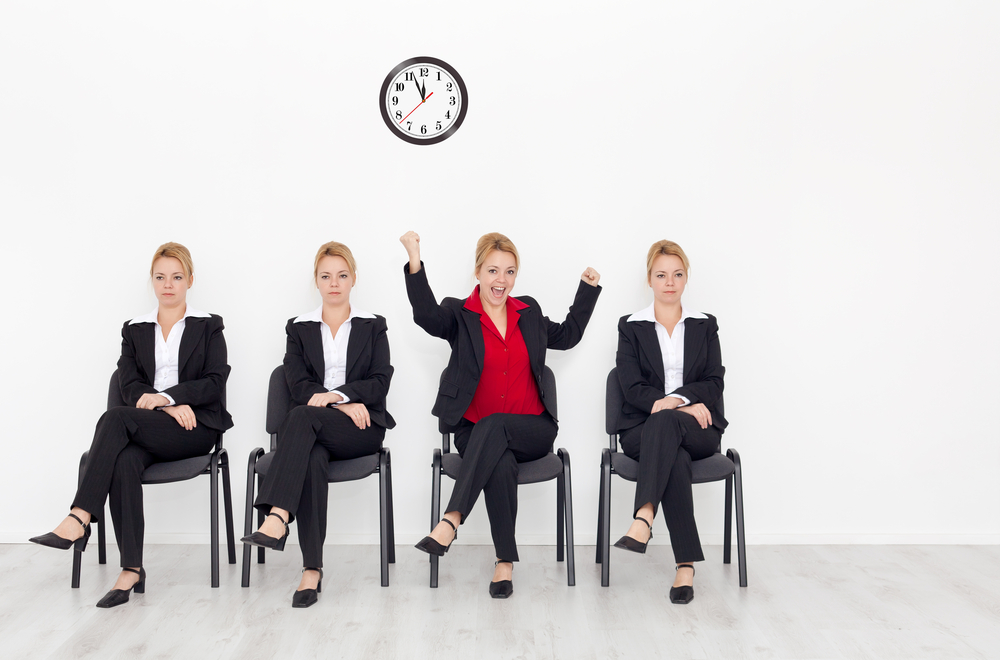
[
  {"xmin": 30, "ymin": 242, "xmax": 233, "ymax": 608},
  {"xmin": 241, "ymin": 241, "xmax": 395, "ymax": 608},
  {"xmin": 401, "ymin": 230, "xmax": 601, "ymax": 598},
  {"xmin": 613, "ymin": 239, "xmax": 728, "ymax": 604}
]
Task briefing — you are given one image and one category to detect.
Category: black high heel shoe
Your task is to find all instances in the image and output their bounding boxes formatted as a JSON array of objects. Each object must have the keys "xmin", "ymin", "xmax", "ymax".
[
  {"xmin": 29, "ymin": 512, "xmax": 91, "ymax": 552},
  {"xmin": 414, "ymin": 518, "xmax": 457, "ymax": 557},
  {"xmin": 613, "ymin": 516, "xmax": 652, "ymax": 554},
  {"xmin": 489, "ymin": 560, "xmax": 514, "ymax": 599},
  {"xmin": 96, "ymin": 567, "xmax": 145, "ymax": 608},
  {"xmin": 292, "ymin": 568, "xmax": 323, "ymax": 609},
  {"xmin": 241, "ymin": 512, "xmax": 290, "ymax": 551},
  {"xmin": 669, "ymin": 564, "xmax": 695, "ymax": 604}
]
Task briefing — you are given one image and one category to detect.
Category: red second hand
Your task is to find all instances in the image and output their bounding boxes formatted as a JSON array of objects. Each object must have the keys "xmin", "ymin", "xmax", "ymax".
[{"xmin": 399, "ymin": 91, "xmax": 434, "ymax": 124}]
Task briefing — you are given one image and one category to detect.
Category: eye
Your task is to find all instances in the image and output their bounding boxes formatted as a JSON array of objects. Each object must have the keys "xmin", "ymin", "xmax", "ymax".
[
  {"xmin": 340, "ymin": 273, "xmax": 348, "ymax": 279},
  {"xmin": 676, "ymin": 272, "xmax": 684, "ymax": 279},
  {"xmin": 155, "ymin": 275, "xmax": 163, "ymax": 280},
  {"xmin": 489, "ymin": 268, "xmax": 496, "ymax": 274},
  {"xmin": 656, "ymin": 274, "xmax": 664, "ymax": 279},
  {"xmin": 507, "ymin": 270, "xmax": 515, "ymax": 275}
]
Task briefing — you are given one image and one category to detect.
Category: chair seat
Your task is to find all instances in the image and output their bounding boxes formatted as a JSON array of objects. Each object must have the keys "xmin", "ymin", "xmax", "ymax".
[
  {"xmin": 610, "ymin": 451, "xmax": 734, "ymax": 484},
  {"xmin": 254, "ymin": 451, "xmax": 380, "ymax": 483},
  {"xmin": 440, "ymin": 451, "xmax": 563, "ymax": 485},
  {"xmin": 141, "ymin": 454, "xmax": 213, "ymax": 484}
]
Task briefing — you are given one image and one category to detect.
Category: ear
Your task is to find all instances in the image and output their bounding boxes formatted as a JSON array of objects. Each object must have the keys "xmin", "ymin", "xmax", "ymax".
[{"xmin": 188, "ymin": 276, "xmax": 195, "ymax": 289}]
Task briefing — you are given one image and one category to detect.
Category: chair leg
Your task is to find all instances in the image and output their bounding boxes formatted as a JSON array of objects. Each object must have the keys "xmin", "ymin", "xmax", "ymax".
[
  {"xmin": 600, "ymin": 449, "xmax": 612, "ymax": 587},
  {"xmin": 558, "ymin": 448, "xmax": 575, "ymax": 587},
  {"xmin": 242, "ymin": 448, "xmax": 263, "ymax": 588},
  {"xmin": 72, "ymin": 454, "xmax": 87, "ymax": 588},
  {"xmin": 379, "ymin": 450, "xmax": 390, "ymax": 587},
  {"xmin": 595, "ymin": 458, "xmax": 606, "ymax": 565},
  {"xmin": 386, "ymin": 451, "xmax": 395, "ymax": 564},
  {"xmin": 97, "ymin": 509, "xmax": 106, "ymax": 565},
  {"xmin": 728, "ymin": 448, "xmax": 747, "ymax": 587},
  {"xmin": 556, "ymin": 472, "xmax": 565, "ymax": 563},
  {"xmin": 429, "ymin": 449, "xmax": 442, "ymax": 589},
  {"xmin": 210, "ymin": 451, "xmax": 220, "ymax": 588},
  {"xmin": 723, "ymin": 474, "xmax": 733, "ymax": 565},
  {"xmin": 221, "ymin": 449, "xmax": 236, "ymax": 565}
]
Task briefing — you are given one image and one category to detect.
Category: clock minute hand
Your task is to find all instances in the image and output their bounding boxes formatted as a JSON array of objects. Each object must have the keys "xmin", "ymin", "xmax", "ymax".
[
  {"xmin": 414, "ymin": 77, "xmax": 426, "ymax": 102},
  {"xmin": 399, "ymin": 91, "xmax": 434, "ymax": 124}
]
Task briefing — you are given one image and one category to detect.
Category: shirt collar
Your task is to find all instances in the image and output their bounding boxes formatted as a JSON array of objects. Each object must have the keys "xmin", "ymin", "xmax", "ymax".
[
  {"xmin": 626, "ymin": 303, "xmax": 707, "ymax": 323},
  {"xmin": 293, "ymin": 305, "xmax": 375, "ymax": 324},
  {"xmin": 463, "ymin": 286, "xmax": 530, "ymax": 314},
  {"xmin": 129, "ymin": 306, "xmax": 210, "ymax": 325}
]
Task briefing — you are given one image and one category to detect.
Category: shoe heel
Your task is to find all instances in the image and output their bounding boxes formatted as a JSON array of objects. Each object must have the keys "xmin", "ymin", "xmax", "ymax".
[
  {"xmin": 134, "ymin": 580, "xmax": 145, "ymax": 594},
  {"xmin": 275, "ymin": 535, "xmax": 287, "ymax": 552},
  {"xmin": 317, "ymin": 580, "xmax": 322, "ymax": 594},
  {"xmin": 73, "ymin": 526, "xmax": 91, "ymax": 553}
]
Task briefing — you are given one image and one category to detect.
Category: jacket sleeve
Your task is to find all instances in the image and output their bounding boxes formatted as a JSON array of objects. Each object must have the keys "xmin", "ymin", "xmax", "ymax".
[
  {"xmin": 336, "ymin": 317, "xmax": 394, "ymax": 406},
  {"xmin": 615, "ymin": 317, "xmax": 667, "ymax": 415},
  {"xmin": 117, "ymin": 322, "xmax": 157, "ymax": 406},
  {"xmin": 283, "ymin": 320, "xmax": 328, "ymax": 405},
  {"xmin": 671, "ymin": 315, "xmax": 725, "ymax": 408},
  {"xmin": 162, "ymin": 316, "xmax": 231, "ymax": 407},
  {"xmin": 544, "ymin": 280, "xmax": 602, "ymax": 350},
  {"xmin": 403, "ymin": 261, "xmax": 458, "ymax": 342}
]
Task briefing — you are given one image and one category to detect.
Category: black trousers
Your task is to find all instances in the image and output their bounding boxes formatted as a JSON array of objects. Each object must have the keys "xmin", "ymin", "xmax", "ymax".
[
  {"xmin": 254, "ymin": 405, "xmax": 385, "ymax": 568},
  {"xmin": 620, "ymin": 409, "xmax": 720, "ymax": 564},
  {"xmin": 71, "ymin": 406, "xmax": 217, "ymax": 567},
  {"xmin": 448, "ymin": 412, "xmax": 558, "ymax": 562}
]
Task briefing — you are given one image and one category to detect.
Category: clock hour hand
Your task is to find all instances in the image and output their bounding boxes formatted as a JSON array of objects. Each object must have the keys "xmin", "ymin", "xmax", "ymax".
[{"xmin": 417, "ymin": 77, "xmax": 427, "ymax": 102}]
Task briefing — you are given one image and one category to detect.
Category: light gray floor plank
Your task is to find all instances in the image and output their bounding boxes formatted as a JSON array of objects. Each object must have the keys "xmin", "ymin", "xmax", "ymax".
[{"xmin": 2, "ymin": 543, "xmax": 1000, "ymax": 659}]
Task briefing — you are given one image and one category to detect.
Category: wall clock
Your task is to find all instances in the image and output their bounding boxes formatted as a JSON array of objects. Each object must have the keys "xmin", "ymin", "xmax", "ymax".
[{"xmin": 379, "ymin": 57, "xmax": 468, "ymax": 145}]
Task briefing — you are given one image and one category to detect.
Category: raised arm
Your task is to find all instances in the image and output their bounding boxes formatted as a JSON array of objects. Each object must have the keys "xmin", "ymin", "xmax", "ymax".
[
  {"xmin": 161, "ymin": 316, "xmax": 231, "ymax": 407},
  {"xmin": 336, "ymin": 317, "xmax": 394, "ymax": 406},
  {"xmin": 545, "ymin": 267, "xmax": 602, "ymax": 350},
  {"xmin": 400, "ymin": 230, "xmax": 458, "ymax": 341}
]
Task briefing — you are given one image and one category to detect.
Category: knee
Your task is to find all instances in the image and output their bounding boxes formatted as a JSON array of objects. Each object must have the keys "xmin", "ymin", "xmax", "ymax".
[
  {"xmin": 99, "ymin": 406, "xmax": 132, "ymax": 426},
  {"xmin": 647, "ymin": 409, "xmax": 683, "ymax": 436}
]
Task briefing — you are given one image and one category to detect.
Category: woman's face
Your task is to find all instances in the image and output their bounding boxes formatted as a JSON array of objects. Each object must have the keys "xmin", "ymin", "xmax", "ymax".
[
  {"xmin": 316, "ymin": 255, "xmax": 355, "ymax": 306},
  {"xmin": 152, "ymin": 256, "xmax": 191, "ymax": 309},
  {"xmin": 648, "ymin": 253, "xmax": 686, "ymax": 305},
  {"xmin": 476, "ymin": 250, "xmax": 518, "ymax": 310}
]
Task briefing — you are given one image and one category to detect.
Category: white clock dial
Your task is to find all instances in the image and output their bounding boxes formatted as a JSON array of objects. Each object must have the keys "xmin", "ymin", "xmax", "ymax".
[{"xmin": 380, "ymin": 57, "xmax": 468, "ymax": 145}]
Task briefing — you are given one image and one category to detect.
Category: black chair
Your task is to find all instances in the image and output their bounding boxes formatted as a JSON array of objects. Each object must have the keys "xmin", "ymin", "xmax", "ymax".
[
  {"xmin": 242, "ymin": 366, "xmax": 395, "ymax": 588},
  {"xmin": 596, "ymin": 367, "xmax": 746, "ymax": 588},
  {"xmin": 72, "ymin": 370, "xmax": 236, "ymax": 588},
  {"xmin": 428, "ymin": 365, "xmax": 575, "ymax": 588}
]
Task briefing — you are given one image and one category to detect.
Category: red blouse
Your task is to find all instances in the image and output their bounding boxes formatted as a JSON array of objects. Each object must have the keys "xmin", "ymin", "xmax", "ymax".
[{"xmin": 462, "ymin": 286, "xmax": 545, "ymax": 424}]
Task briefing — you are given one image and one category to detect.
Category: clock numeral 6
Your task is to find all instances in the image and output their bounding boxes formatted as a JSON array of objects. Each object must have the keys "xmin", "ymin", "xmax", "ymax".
[{"xmin": 420, "ymin": 124, "xmax": 427, "ymax": 135}]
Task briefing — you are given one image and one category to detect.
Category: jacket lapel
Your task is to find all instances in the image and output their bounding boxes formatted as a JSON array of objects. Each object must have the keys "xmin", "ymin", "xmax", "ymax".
[
  {"xmin": 461, "ymin": 308, "xmax": 486, "ymax": 369},
  {"xmin": 135, "ymin": 323, "xmax": 157, "ymax": 383},
  {"xmin": 178, "ymin": 317, "xmax": 204, "ymax": 374},
  {"xmin": 635, "ymin": 322, "xmax": 666, "ymax": 389},
  {"xmin": 303, "ymin": 323, "xmax": 326, "ymax": 378},
  {"xmin": 345, "ymin": 318, "xmax": 372, "ymax": 378},
  {"xmin": 683, "ymin": 318, "xmax": 706, "ymax": 384}
]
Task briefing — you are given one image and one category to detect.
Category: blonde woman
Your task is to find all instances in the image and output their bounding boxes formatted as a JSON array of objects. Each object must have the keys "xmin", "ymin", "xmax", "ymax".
[
  {"xmin": 401, "ymin": 230, "xmax": 600, "ymax": 598},
  {"xmin": 613, "ymin": 240, "xmax": 728, "ymax": 604},
  {"xmin": 31, "ymin": 242, "xmax": 233, "ymax": 608},
  {"xmin": 242, "ymin": 241, "xmax": 395, "ymax": 608}
]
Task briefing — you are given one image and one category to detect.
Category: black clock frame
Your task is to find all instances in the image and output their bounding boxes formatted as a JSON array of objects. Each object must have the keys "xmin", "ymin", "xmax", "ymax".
[{"xmin": 379, "ymin": 56, "xmax": 468, "ymax": 146}]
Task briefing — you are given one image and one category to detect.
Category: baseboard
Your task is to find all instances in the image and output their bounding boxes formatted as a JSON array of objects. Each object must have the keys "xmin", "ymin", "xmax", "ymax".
[{"xmin": 5, "ymin": 532, "xmax": 1000, "ymax": 545}]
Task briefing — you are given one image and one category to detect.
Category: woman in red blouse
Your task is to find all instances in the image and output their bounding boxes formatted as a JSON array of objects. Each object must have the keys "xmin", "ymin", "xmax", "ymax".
[{"xmin": 401, "ymin": 230, "xmax": 601, "ymax": 598}]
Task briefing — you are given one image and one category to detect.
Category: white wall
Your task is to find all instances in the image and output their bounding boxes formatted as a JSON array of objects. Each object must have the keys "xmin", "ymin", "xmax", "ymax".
[{"xmin": 2, "ymin": 1, "xmax": 998, "ymax": 547}]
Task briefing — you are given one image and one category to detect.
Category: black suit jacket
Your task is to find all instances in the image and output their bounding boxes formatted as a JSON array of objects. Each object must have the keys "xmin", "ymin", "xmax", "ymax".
[
  {"xmin": 283, "ymin": 315, "xmax": 396, "ymax": 430},
  {"xmin": 616, "ymin": 312, "xmax": 728, "ymax": 434},
  {"xmin": 404, "ymin": 262, "xmax": 601, "ymax": 426},
  {"xmin": 117, "ymin": 314, "xmax": 234, "ymax": 433}
]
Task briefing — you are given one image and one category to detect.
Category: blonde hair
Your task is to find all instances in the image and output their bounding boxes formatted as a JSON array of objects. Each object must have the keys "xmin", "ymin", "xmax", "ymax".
[
  {"xmin": 150, "ymin": 242, "xmax": 194, "ymax": 280},
  {"xmin": 313, "ymin": 241, "xmax": 358, "ymax": 279},
  {"xmin": 646, "ymin": 240, "xmax": 690, "ymax": 281},
  {"xmin": 474, "ymin": 232, "xmax": 520, "ymax": 276}
]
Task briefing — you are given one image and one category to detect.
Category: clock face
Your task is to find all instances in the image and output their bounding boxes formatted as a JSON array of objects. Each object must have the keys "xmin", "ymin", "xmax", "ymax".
[{"xmin": 379, "ymin": 57, "xmax": 468, "ymax": 145}]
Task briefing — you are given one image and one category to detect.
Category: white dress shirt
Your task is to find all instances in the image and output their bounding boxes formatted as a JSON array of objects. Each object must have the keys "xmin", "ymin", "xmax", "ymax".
[
  {"xmin": 627, "ymin": 303, "xmax": 708, "ymax": 406},
  {"xmin": 293, "ymin": 305, "xmax": 376, "ymax": 403},
  {"xmin": 129, "ymin": 306, "xmax": 212, "ymax": 405}
]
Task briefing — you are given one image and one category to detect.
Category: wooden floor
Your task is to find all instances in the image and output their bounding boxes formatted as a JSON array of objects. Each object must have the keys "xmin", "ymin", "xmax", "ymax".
[{"xmin": 3, "ymin": 542, "xmax": 999, "ymax": 659}]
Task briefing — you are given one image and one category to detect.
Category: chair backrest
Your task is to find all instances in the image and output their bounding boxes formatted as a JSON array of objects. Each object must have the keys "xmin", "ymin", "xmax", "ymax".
[
  {"xmin": 605, "ymin": 367, "xmax": 623, "ymax": 438},
  {"xmin": 266, "ymin": 365, "xmax": 293, "ymax": 446},
  {"xmin": 437, "ymin": 365, "xmax": 558, "ymax": 442}
]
